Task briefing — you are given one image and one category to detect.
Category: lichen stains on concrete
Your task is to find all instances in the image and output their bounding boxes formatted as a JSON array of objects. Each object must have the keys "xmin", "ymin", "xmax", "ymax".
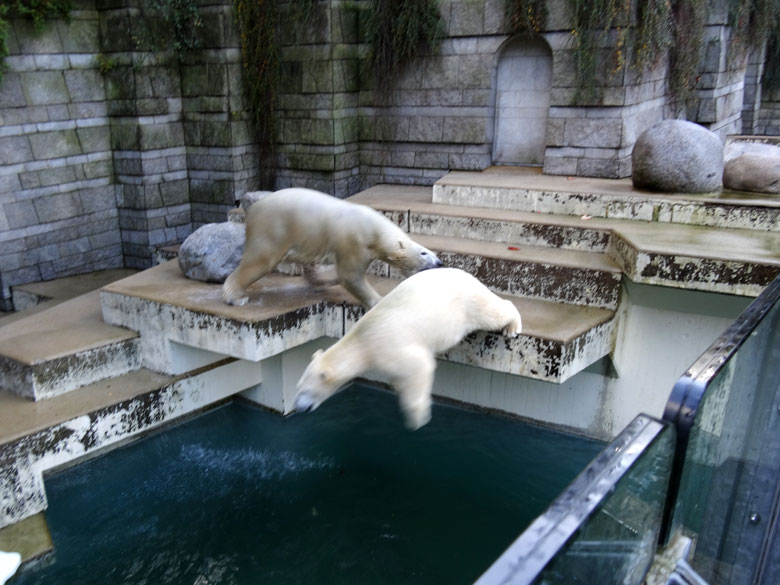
[
  {"xmin": 412, "ymin": 213, "xmax": 611, "ymax": 252},
  {"xmin": 438, "ymin": 252, "xmax": 620, "ymax": 310},
  {"xmin": 639, "ymin": 254, "xmax": 779, "ymax": 288}
]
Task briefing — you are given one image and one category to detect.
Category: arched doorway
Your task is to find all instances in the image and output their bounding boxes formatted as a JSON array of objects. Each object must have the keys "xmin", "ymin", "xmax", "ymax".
[{"xmin": 493, "ymin": 36, "xmax": 552, "ymax": 166}]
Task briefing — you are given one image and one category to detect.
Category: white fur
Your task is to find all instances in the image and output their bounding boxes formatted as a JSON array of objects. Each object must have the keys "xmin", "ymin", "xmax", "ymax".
[
  {"xmin": 294, "ymin": 268, "xmax": 522, "ymax": 429},
  {"xmin": 223, "ymin": 188, "xmax": 441, "ymax": 309},
  {"xmin": 0, "ymin": 551, "xmax": 21, "ymax": 585}
]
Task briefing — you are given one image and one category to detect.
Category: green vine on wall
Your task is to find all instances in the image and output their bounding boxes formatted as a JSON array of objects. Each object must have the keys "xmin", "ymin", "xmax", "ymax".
[
  {"xmin": 504, "ymin": 0, "xmax": 547, "ymax": 33},
  {"xmin": 568, "ymin": 0, "xmax": 631, "ymax": 104},
  {"xmin": 0, "ymin": 0, "xmax": 72, "ymax": 85},
  {"xmin": 365, "ymin": 0, "xmax": 445, "ymax": 97},
  {"xmin": 234, "ymin": 0, "xmax": 280, "ymax": 189}
]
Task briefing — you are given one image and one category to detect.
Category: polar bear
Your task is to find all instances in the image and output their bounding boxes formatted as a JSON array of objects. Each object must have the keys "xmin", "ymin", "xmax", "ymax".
[
  {"xmin": 222, "ymin": 188, "xmax": 442, "ymax": 309},
  {"xmin": 294, "ymin": 268, "xmax": 522, "ymax": 429}
]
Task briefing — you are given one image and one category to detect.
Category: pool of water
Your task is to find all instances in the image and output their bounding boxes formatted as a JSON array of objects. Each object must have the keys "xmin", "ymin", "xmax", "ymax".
[{"xmin": 12, "ymin": 384, "xmax": 602, "ymax": 585}]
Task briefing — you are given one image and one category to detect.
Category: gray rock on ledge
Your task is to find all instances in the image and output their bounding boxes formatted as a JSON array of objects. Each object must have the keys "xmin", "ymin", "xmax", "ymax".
[
  {"xmin": 723, "ymin": 154, "xmax": 780, "ymax": 194},
  {"xmin": 178, "ymin": 222, "xmax": 245, "ymax": 283},
  {"xmin": 631, "ymin": 120, "xmax": 723, "ymax": 193}
]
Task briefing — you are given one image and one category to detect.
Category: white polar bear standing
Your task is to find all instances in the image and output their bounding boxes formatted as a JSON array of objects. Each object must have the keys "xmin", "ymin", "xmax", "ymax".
[
  {"xmin": 294, "ymin": 268, "xmax": 522, "ymax": 429},
  {"xmin": 222, "ymin": 188, "xmax": 441, "ymax": 309}
]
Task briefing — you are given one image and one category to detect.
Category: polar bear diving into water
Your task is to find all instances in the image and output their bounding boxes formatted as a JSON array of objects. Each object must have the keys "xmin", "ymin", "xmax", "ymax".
[
  {"xmin": 294, "ymin": 268, "xmax": 522, "ymax": 430},
  {"xmin": 222, "ymin": 188, "xmax": 442, "ymax": 309}
]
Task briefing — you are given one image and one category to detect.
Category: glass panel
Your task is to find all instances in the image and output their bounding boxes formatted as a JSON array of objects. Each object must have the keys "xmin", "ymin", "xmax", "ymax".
[
  {"xmin": 476, "ymin": 415, "xmax": 675, "ymax": 585},
  {"xmin": 531, "ymin": 423, "xmax": 675, "ymax": 585},
  {"xmin": 671, "ymin": 299, "xmax": 780, "ymax": 585}
]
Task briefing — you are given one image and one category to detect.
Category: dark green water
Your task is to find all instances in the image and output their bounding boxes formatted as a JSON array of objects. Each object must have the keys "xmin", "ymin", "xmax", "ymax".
[{"xmin": 12, "ymin": 385, "xmax": 602, "ymax": 585}]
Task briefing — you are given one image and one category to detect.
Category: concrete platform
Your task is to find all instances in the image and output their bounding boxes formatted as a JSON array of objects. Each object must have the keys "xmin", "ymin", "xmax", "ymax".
[
  {"xmin": 100, "ymin": 261, "xmax": 615, "ymax": 384},
  {"xmin": 432, "ymin": 166, "xmax": 780, "ymax": 230}
]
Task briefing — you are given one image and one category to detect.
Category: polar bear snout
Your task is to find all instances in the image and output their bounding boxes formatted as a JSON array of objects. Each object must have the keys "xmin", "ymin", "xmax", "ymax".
[
  {"xmin": 420, "ymin": 250, "xmax": 443, "ymax": 271},
  {"xmin": 293, "ymin": 391, "xmax": 317, "ymax": 413}
]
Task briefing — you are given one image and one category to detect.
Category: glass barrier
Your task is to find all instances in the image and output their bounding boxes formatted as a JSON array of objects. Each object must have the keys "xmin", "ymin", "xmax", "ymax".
[
  {"xmin": 475, "ymin": 415, "xmax": 675, "ymax": 585},
  {"xmin": 662, "ymin": 276, "xmax": 780, "ymax": 585}
]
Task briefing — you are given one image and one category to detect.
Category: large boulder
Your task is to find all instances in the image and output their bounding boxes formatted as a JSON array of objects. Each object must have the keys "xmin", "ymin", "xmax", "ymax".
[
  {"xmin": 178, "ymin": 222, "xmax": 245, "ymax": 283},
  {"xmin": 723, "ymin": 154, "xmax": 780, "ymax": 194},
  {"xmin": 631, "ymin": 120, "xmax": 723, "ymax": 193}
]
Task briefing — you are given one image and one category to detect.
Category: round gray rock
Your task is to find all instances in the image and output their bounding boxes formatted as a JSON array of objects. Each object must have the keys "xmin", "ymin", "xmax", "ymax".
[
  {"xmin": 723, "ymin": 154, "xmax": 780, "ymax": 194},
  {"xmin": 631, "ymin": 120, "xmax": 724, "ymax": 193},
  {"xmin": 178, "ymin": 222, "xmax": 245, "ymax": 283}
]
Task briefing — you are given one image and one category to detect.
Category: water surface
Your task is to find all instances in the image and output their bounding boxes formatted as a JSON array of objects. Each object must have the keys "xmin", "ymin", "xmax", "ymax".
[{"xmin": 13, "ymin": 384, "xmax": 602, "ymax": 585}]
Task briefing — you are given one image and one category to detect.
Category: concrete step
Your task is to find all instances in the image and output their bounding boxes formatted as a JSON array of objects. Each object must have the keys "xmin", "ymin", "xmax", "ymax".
[
  {"xmin": 8, "ymin": 269, "xmax": 138, "ymax": 313},
  {"xmin": 403, "ymin": 234, "xmax": 622, "ymax": 310},
  {"xmin": 100, "ymin": 261, "xmax": 616, "ymax": 385},
  {"xmin": 351, "ymin": 184, "xmax": 780, "ymax": 298},
  {"xmin": 0, "ymin": 290, "xmax": 141, "ymax": 401},
  {"xmin": 352, "ymin": 185, "xmax": 612, "ymax": 252},
  {"xmin": 433, "ymin": 167, "xmax": 780, "ymax": 231}
]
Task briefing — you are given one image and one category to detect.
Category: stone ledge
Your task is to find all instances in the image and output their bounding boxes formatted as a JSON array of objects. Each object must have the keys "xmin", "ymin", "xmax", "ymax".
[
  {"xmin": 433, "ymin": 168, "xmax": 780, "ymax": 230},
  {"xmin": 99, "ymin": 261, "xmax": 615, "ymax": 384},
  {"xmin": 351, "ymin": 183, "xmax": 780, "ymax": 297}
]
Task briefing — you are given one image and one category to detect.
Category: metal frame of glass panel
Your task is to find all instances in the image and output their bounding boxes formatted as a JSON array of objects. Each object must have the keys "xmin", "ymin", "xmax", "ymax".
[
  {"xmin": 661, "ymin": 275, "xmax": 780, "ymax": 541},
  {"xmin": 661, "ymin": 274, "xmax": 780, "ymax": 584}
]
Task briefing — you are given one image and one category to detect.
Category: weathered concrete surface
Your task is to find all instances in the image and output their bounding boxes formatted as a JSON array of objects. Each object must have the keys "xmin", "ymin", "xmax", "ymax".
[
  {"xmin": 352, "ymin": 183, "xmax": 780, "ymax": 297},
  {"xmin": 0, "ymin": 358, "xmax": 262, "ymax": 530},
  {"xmin": 99, "ymin": 261, "xmax": 616, "ymax": 385},
  {"xmin": 0, "ymin": 291, "xmax": 140, "ymax": 400},
  {"xmin": 100, "ymin": 262, "xmax": 348, "ymax": 374},
  {"xmin": 610, "ymin": 228, "xmax": 780, "ymax": 296},
  {"xmin": 431, "ymin": 167, "xmax": 779, "ymax": 231},
  {"xmin": 411, "ymin": 234, "xmax": 622, "ymax": 310}
]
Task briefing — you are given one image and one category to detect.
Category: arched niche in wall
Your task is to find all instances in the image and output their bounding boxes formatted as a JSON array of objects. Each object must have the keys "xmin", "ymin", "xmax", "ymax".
[{"xmin": 492, "ymin": 35, "xmax": 552, "ymax": 166}]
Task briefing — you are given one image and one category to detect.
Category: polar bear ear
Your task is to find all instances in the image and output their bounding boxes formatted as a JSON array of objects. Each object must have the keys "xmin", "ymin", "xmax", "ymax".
[{"xmin": 312, "ymin": 349, "xmax": 324, "ymax": 359}]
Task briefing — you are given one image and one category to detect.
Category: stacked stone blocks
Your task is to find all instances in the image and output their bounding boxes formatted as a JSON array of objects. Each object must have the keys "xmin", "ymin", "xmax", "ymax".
[{"xmin": 0, "ymin": 2, "xmax": 121, "ymax": 310}]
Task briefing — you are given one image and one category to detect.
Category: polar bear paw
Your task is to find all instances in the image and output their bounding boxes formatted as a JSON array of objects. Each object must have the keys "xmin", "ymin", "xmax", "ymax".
[{"xmin": 502, "ymin": 315, "xmax": 522, "ymax": 338}]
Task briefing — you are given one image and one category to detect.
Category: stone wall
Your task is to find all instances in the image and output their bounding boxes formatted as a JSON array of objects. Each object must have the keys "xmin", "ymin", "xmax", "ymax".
[
  {"xmin": 693, "ymin": 3, "xmax": 749, "ymax": 139},
  {"xmin": 0, "ymin": 0, "xmax": 257, "ymax": 308},
  {"xmin": 758, "ymin": 87, "xmax": 780, "ymax": 135},
  {"xmin": 0, "ymin": 1, "xmax": 120, "ymax": 310}
]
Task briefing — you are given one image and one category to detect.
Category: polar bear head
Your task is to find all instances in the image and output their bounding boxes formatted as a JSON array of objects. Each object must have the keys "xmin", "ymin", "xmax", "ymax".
[
  {"xmin": 293, "ymin": 349, "xmax": 343, "ymax": 413},
  {"xmin": 386, "ymin": 239, "xmax": 442, "ymax": 276}
]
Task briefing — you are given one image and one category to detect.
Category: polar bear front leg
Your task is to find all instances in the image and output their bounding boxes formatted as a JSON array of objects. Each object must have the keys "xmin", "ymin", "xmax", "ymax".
[
  {"xmin": 392, "ymin": 353, "xmax": 436, "ymax": 430},
  {"xmin": 336, "ymin": 259, "xmax": 382, "ymax": 309},
  {"xmin": 222, "ymin": 255, "xmax": 279, "ymax": 306}
]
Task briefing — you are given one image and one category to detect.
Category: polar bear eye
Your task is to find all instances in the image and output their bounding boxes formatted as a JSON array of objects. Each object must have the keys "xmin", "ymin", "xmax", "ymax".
[{"xmin": 421, "ymin": 251, "xmax": 429, "ymax": 256}]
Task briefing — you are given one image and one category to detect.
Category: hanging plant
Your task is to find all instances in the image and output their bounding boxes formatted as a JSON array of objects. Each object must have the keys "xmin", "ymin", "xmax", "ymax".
[
  {"xmin": 365, "ymin": 0, "xmax": 445, "ymax": 97},
  {"xmin": 504, "ymin": 0, "xmax": 547, "ymax": 33},
  {"xmin": 234, "ymin": 0, "xmax": 280, "ymax": 189},
  {"xmin": 668, "ymin": 0, "xmax": 707, "ymax": 113},
  {"xmin": 0, "ymin": 0, "xmax": 72, "ymax": 86},
  {"xmin": 728, "ymin": 0, "xmax": 779, "ymax": 62},
  {"xmin": 568, "ymin": 0, "xmax": 631, "ymax": 104},
  {"xmin": 634, "ymin": 0, "xmax": 672, "ymax": 73}
]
